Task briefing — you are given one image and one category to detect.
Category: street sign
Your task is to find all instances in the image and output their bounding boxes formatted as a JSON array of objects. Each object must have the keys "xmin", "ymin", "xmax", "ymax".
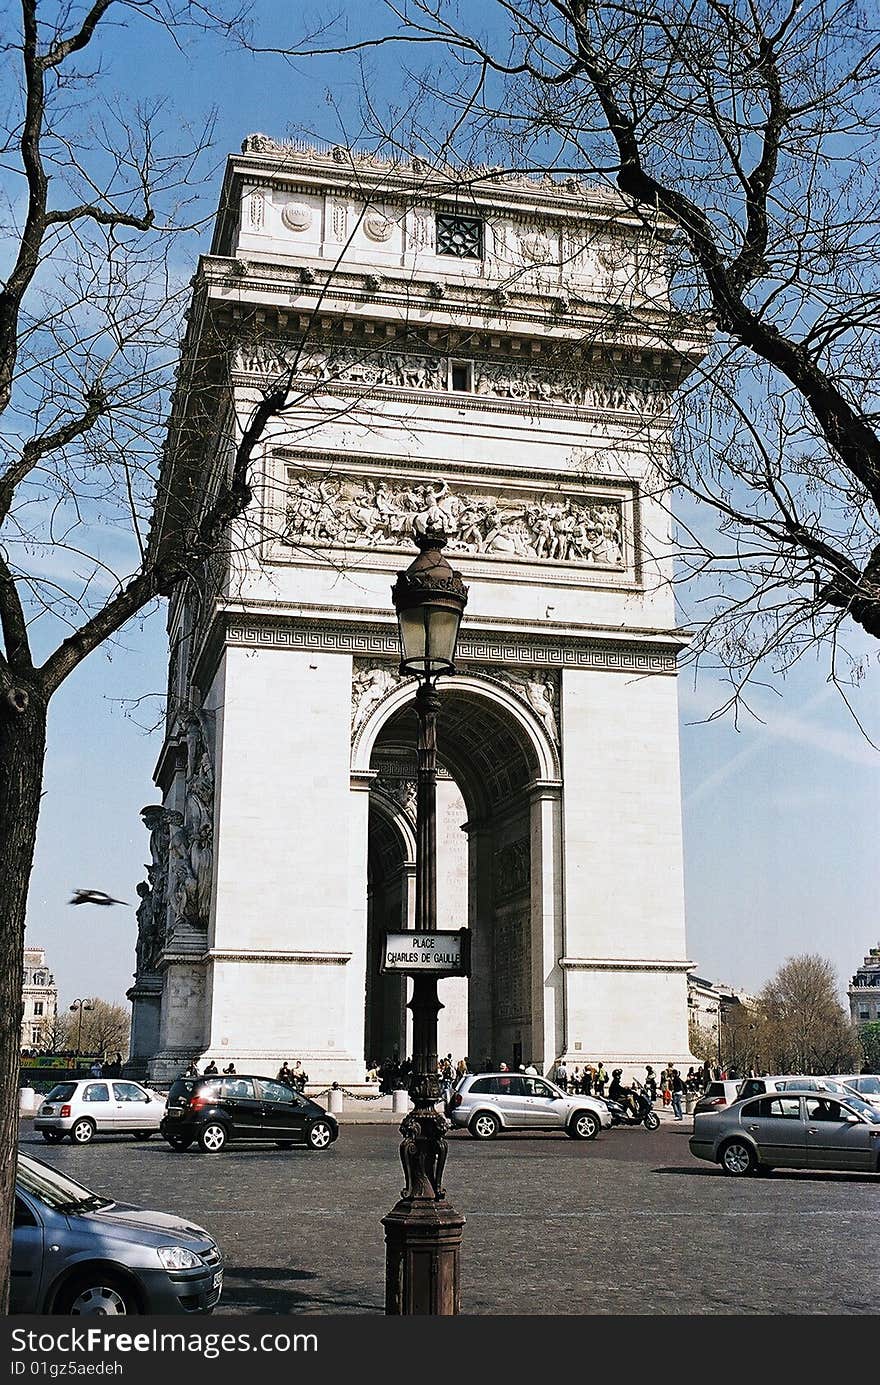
[{"xmin": 380, "ymin": 929, "xmax": 470, "ymax": 977}]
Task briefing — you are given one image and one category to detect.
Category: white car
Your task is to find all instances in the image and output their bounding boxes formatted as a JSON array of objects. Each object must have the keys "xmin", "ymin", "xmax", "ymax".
[
  {"xmin": 829, "ymin": 1074, "xmax": 880, "ymax": 1111},
  {"xmin": 34, "ymin": 1079, "xmax": 167, "ymax": 1145}
]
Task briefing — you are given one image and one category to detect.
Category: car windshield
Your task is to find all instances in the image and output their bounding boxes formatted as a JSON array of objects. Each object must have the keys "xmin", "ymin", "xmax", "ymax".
[
  {"xmin": 843, "ymin": 1094, "xmax": 880, "ymax": 1122},
  {"xmin": 849, "ymin": 1076, "xmax": 880, "ymax": 1096},
  {"xmin": 17, "ymin": 1154, "xmax": 114, "ymax": 1214},
  {"xmin": 43, "ymin": 1083, "xmax": 77, "ymax": 1102}
]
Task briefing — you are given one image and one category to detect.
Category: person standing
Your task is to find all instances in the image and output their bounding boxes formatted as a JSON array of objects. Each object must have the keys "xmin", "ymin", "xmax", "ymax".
[
  {"xmin": 645, "ymin": 1065, "xmax": 657, "ymax": 1102},
  {"xmin": 671, "ymin": 1068, "xmax": 685, "ymax": 1120},
  {"xmin": 555, "ymin": 1060, "xmax": 568, "ymax": 1091},
  {"xmin": 595, "ymin": 1062, "xmax": 607, "ymax": 1097}
]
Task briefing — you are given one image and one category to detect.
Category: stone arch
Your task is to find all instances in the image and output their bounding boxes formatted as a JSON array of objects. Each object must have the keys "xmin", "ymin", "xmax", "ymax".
[
  {"xmin": 353, "ymin": 670, "xmax": 564, "ymax": 1072},
  {"xmin": 352, "ymin": 672, "xmax": 560, "ymax": 792}
]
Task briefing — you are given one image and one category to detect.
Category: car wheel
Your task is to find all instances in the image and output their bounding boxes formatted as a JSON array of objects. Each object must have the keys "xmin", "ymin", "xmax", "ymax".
[
  {"xmin": 720, "ymin": 1139, "xmax": 757, "ymax": 1176},
  {"xmin": 568, "ymin": 1110, "xmax": 600, "ymax": 1140},
  {"xmin": 198, "ymin": 1122, "xmax": 228, "ymax": 1154},
  {"xmin": 644, "ymin": 1111, "xmax": 660, "ymax": 1131},
  {"xmin": 306, "ymin": 1121, "xmax": 333, "ymax": 1150},
  {"xmin": 70, "ymin": 1118, "xmax": 95, "ymax": 1145},
  {"xmin": 165, "ymin": 1135, "xmax": 193, "ymax": 1152},
  {"xmin": 56, "ymin": 1270, "xmax": 139, "ymax": 1316},
  {"xmin": 469, "ymin": 1111, "xmax": 499, "ymax": 1140},
  {"xmin": 41, "ymin": 1131, "xmax": 64, "ymax": 1144}
]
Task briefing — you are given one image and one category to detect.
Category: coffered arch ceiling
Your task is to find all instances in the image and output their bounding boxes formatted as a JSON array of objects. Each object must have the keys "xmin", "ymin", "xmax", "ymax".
[{"xmin": 372, "ymin": 687, "xmax": 541, "ymax": 820}]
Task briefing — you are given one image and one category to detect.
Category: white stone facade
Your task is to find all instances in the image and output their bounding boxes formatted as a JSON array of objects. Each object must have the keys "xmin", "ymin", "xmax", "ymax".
[
  {"xmin": 21, "ymin": 946, "xmax": 58, "ymax": 1051},
  {"xmin": 131, "ymin": 141, "xmax": 705, "ymax": 1084},
  {"xmin": 849, "ymin": 945, "xmax": 880, "ymax": 1025}
]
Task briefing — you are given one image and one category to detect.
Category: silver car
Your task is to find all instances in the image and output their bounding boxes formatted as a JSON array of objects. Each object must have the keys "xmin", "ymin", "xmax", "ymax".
[
  {"xmin": 829, "ymin": 1074, "xmax": 880, "ymax": 1111},
  {"xmin": 689, "ymin": 1089, "xmax": 880, "ymax": 1176},
  {"xmin": 448, "ymin": 1072, "xmax": 612, "ymax": 1140},
  {"xmin": 12, "ymin": 1152, "xmax": 223, "ymax": 1313},
  {"xmin": 35, "ymin": 1079, "xmax": 167, "ymax": 1145}
]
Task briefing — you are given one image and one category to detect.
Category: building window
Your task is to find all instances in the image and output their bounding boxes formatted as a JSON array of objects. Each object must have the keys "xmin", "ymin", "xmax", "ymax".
[
  {"xmin": 436, "ymin": 213, "xmax": 484, "ymax": 259},
  {"xmin": 449, "ymin": 360, "xmax": 473, "ymax": 392},
  {"xmin": 33, "ymin": 1003, "xmax": 43, "ymax": 1016},
  {"xmin": 859, "ymin": 1007, "xmax": 870, "ymax": 1021},
  {"xmin": 30, "ymin": 1027, "xmax": 41, "ymax": 1045}
]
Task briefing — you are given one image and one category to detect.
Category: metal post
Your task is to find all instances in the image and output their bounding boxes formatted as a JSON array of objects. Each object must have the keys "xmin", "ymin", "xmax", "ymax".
[{"xmin": 382, "ymin": 679, "xmax": 465, "ymax": 1315}]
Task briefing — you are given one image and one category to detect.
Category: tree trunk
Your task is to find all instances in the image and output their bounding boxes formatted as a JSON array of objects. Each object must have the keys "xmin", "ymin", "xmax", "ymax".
[{"xmin": 0, "ymin": 678, "xmax": 47, "ymax": 1313}]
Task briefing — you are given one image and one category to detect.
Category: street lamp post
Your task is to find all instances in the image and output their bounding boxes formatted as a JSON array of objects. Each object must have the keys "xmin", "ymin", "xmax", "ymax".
[
  {"xmin": 382, "ymin": 518, "xmax": 468, "ymax": 1316},
  {"xmin": 69, "ymin": 998, "xmax": 93, "ymax": 1056}
]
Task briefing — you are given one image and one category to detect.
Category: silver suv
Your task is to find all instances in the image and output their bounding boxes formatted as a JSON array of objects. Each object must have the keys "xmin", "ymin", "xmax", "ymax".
[{"xmin": 448, "ymin": 1072, "xmax": 612, "ymax": 1140}]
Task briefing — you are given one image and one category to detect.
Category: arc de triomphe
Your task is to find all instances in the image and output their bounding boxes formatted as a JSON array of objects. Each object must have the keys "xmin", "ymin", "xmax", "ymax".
[{"xmin": 128, "ymin": 140, "xmax": 703, "ymax": 1083}]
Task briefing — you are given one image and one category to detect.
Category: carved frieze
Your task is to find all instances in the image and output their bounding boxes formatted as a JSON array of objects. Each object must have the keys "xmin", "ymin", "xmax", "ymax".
[
  {"xmin": 491, "ymin": 669, "xmax": 560, "ymax": 745},
  {"xmin": 493, "ymin": 838, "xmax": 531, "ymax": 898},
  {"xmin": 232, "ymin": 342, "xmax": 667, "ymax": 415},
  {"xmin": 352, "ymin": 660, "xmax": 403, "ymax": 735},
  {"xmin": 283, "ymin": 470, "xmax": 626, "ymax": 570}
]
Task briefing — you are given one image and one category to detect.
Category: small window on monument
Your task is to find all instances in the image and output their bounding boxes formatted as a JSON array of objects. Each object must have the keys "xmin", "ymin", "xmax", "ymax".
[
  {"xmin": 450, "ymin": 361, "xmax": 473, "ymax": 392},
  {"xmin": 436, "ymin": 213, "xmax": 484, "ymax": 259}
]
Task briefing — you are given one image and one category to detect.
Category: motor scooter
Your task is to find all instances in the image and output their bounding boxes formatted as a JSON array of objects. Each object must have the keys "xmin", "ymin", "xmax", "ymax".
[{"xmin": 605, "ymin": 1082, "xmax": 660, "ymax": 1131}]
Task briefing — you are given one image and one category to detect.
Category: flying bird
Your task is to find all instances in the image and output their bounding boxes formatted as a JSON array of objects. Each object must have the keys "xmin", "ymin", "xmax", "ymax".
[{"xmin": 69, "ymin": 889, "xmax": 129, "ymax": 907}]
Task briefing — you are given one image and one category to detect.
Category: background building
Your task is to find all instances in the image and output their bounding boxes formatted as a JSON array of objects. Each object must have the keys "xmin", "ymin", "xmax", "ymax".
[
  {"xmin": 129, "ymin": 141, "xmax": 706, "ymax": 1082},
  {"xmin": 21, "ymin": 946, "xmax": 58, "ymax": 1052},
  {"xmin": 848, "ymin": 944, "xmax": 880, "ymax": 1025}
]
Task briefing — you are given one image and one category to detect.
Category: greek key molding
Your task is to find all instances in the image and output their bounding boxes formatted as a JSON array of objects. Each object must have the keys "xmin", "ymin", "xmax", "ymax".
[
  {"xmin": 223, "ymin": 618, "xmax": 680, "ymax": 674},
  {"xmin": 559, "ymin": 957, "xmax": 694, "ymax": 973}
]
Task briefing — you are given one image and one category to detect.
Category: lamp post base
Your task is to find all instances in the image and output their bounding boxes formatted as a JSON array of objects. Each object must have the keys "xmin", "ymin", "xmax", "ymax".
[
  {"xmin": 382, "ymin": 1106, "xmax": 465, "ymax": 1315},
  {"xmin": 383, "ymin": 1197, "xmax": 465, "ymax": 1315}
]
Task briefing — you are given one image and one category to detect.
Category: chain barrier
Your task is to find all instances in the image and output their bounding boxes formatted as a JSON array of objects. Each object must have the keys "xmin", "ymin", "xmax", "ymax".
[{"xmin": 309, "ymin": 1084, "xmax": 388, "ymax": 1102}]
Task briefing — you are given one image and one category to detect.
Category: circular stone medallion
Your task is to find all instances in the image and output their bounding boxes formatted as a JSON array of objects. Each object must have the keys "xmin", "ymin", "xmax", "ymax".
[
  {"xmin": 364, "ymin": 210, "xmax": 394, "ymax": 242},
  {"xmin": 281, "ymin": 201, "xmax": 314, "ymax": 232}
]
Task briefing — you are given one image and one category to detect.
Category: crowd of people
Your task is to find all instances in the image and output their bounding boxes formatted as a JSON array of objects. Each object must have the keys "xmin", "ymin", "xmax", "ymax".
[{"xmin": 182, "ymin": 1057, "xmax": 309, "ymax": 1093}]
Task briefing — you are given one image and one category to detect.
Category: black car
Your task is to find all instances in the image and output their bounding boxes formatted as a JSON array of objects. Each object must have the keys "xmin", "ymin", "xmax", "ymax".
[{"xmin": 160, "ymin": 1075, "xmax": 339, "ymax": 1154}]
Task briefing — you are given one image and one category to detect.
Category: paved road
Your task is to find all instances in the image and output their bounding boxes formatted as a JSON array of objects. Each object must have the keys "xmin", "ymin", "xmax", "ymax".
[{"xmin": 18, "ymin": 1122, "xmax": 880, "ymax": 1315}]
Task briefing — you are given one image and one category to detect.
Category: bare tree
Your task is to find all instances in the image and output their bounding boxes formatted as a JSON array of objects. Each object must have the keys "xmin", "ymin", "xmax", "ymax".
[
  {"xmin": 74, "ymin": 999, "xmax": 130, "ymax": 1059},
  {"xmin": 0, "ymin": 0, "xmax": 346, "ymax": 1309},
  {"xmin": 754, "ymin": 953, "xmax": 858, "ymax": 1072},
  {"xmin": 273, "ymin": 0, "xmax": 880, "ymax": 708}
]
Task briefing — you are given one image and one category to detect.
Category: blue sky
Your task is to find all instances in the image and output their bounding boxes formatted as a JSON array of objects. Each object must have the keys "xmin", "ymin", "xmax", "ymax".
[{"xmin": 16, "ymin": 1, "xmax": 880, "ymax": 1010}]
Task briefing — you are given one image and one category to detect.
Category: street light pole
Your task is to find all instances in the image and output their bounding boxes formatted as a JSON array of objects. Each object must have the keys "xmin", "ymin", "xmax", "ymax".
[
  {"xmin": 383, "ymin": 519, "xmax": 468, "ymax": 1316},
  {"xmin": 69, "ymin": 999, "xmax": 93, "ymax": 1056}
]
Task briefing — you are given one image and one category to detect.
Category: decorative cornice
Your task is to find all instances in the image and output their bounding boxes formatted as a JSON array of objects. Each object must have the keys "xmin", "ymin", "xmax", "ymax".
[
  {"xmin": 222, "ymin": 616, "xmax": 682, "ymax": 675},
  {"xmin": 204, "ymin": 949, "xmax": 352, "ymax": 966},
  {"xmin": 559, "ymin": 957, "xmax": 694, "ymax": 974}
]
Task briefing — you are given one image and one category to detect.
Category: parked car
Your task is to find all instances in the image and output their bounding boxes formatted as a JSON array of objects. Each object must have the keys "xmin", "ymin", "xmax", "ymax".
[
  {"xmin": 736, "ymin": 1075, "xmax": 855, "ymax": 1101},
  {"xmin": 34, "ymin": 1079, "xmax": 167, "ymax": 1145},
  {"xmin": 12, "ymin": 1151, "xmax": 223, "ymax": 1314},
  {"xmin": 829, "ymin": 1074, "xmax": 880, "ymax": 1111},
  {"xmin": 692, "ymin": 1080, "xmax": 743, "ymax": 1115},
  {"xmin": 160, "ymin": 1074, "xmax": 338, "ymax": 1153},
  {"xmin": 447, "ymin": 1072, "xmax": 612, "ymax": 1140},
  {"xmin": 689, "ymin": 1089, "xmax": 880, "ymax": 1176}
]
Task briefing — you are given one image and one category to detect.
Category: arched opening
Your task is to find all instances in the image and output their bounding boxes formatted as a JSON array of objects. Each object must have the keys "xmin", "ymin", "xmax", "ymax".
[{"xmin": 359, "ymin": 674, "xmax": 563, "ymax": 1074}]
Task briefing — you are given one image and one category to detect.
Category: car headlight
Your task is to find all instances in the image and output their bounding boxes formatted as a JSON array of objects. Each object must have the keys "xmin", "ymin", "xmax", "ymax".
[{"xmin": 157, "ymin": 1245, "xmax": 202, "ymax": 1270}]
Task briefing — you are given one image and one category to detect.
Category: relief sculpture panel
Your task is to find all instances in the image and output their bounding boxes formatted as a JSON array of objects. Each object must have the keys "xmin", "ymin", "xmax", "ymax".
[
  {"xmin": 234, "ymin": 342, "xmax": 666, "ymax": 414},
  {"xmin": 283, "ymin": 471, "xmax": 626, "ymax": 570}
]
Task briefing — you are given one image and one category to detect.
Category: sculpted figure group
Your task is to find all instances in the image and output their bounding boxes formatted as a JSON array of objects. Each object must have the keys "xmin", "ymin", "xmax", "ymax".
[{"xmin": 285, "ymin": 474, "xmax": 624, "ymax": 567}]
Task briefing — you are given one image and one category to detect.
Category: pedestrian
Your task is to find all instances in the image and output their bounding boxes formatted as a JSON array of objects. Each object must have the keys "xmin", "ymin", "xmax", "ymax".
[
  {"xmin": 595, "ymin": 1062, "xmax": 607, "ymax": 1097},
  {"xmin": 204, "ymin": 1059, "xmax": 219, "ymax": 1076},
  {"xmin": 186, "ymin": 1059, "xmax": 199, "ymax": 1077},
  {"xmin": 456, "ymin": 1057, "xmax": 468, "ymax": 1079},
  {"xmin": 277, "ymin": 1060, "xmax": 292, "ymax": 1084},
  {"xmin": 645, "ymin": 1065, "xmax": 657, "ymax": 1102},
  {"xmin": 671, "ymin": 1069, "xmax": 685, "ymax": 1120},
  {"xmin": 90, "ymin": 1059, "xmax": 103, "ymax": 1078},
  {"xmin": 499, "ymin": 1061, "xmax": 509, "ymax": 1072},
  {"xmin": 555, "ymin": 1060, "xmax": 568, "ymax": 1091},
  {"xmin": 582, "ymin": 1065, "xmax": 594, "ymax": 1096},
  {"xmin": 524, "ymin": 1061, "xmax": 538, "ymax": 1075},
  {"xmin": 572, "ymin": 1065, "xmax": 581, "ymax": 1092},
  {"xmin": 223, "ymin": 1062, "xmax": 236, "ymax": 1075}
]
